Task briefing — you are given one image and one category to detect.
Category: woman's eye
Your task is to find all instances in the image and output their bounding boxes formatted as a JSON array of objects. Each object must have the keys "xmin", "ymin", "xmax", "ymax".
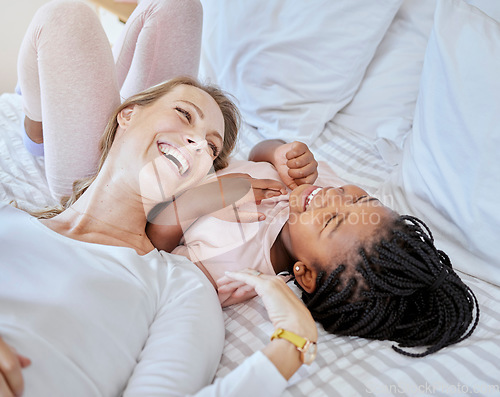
[
  {"xmin": 208, "ymin": 142, "xmax": 219, "ymax": 157},
  {"xmin": 175, "ymin": 107, "xmax": 191, "ymax": 122}
]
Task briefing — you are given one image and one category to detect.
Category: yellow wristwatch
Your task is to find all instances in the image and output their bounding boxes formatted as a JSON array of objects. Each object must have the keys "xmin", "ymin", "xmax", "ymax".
[{"xmin": 271, "ymin": 328, "xmax": 317, "ymax": 365}]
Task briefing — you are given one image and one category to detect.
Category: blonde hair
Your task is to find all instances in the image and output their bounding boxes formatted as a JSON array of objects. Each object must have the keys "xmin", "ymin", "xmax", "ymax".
[{"xmin": 28, "ymin": 76, "xmax": 240, "ymax": 219}]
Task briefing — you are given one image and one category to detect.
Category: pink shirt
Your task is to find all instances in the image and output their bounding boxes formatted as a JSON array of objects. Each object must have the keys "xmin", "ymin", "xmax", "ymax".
[
  {"xmin": 172, "ymin": 160, "xmax": 344, "ymax": 305},
  {"xmin": 172, "ymin": 161, "xmax": 289, "ymax": 305}
]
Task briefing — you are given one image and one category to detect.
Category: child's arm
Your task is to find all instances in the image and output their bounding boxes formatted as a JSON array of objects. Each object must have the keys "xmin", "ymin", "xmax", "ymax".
[
  {"xmin": 249, "ymin": 139, "xmax": 318, "ymax": 189},
  {"xmin": 146, "ymin": 174, "xmax": 287, "ymax": 252}
]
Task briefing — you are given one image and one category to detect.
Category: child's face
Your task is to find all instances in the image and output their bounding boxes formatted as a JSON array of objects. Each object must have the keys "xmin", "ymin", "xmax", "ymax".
[{"xmin": 284, "ymin": 184, "xmax": 396, "ymax": 281}]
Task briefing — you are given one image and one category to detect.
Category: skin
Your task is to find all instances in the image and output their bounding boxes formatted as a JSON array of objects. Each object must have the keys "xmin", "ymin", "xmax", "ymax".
[
  {"xmin": 4, "ymin": 88, "xmax": 318, "ymax": 392},
  {"xmin": 218, "ymin": 141, "xmax": 396, "ymax": 303},
  {"xmin": 41, "ymin": 84, "xmax": 225, "ymax": 256},
  {"xmin": 277, "ymin": 184, "xmax": 397, "ymax": 293}
]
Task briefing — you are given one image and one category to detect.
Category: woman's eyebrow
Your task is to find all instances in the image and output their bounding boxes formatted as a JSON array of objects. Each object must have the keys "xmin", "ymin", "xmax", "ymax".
[{"xmin": 179, "ymin": 100, "xmax": 204, "ymax": 119}]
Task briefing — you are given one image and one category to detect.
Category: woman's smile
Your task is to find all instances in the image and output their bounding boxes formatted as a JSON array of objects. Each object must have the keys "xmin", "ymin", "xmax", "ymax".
[{"xmin": 157, "ymin": 141, "xmax": 191, "ymax": 176}]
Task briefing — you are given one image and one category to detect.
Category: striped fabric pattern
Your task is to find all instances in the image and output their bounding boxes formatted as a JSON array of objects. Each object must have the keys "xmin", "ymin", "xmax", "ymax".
[{"xmin": 1, "ymin": 93, "xmax": 499, "ymax": 396}]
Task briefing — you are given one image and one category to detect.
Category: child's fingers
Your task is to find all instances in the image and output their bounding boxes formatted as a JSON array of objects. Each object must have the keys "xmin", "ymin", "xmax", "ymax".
[
  {"xmin": 217, "ymin": 279, "xmax": 246, "ymax": 292},
  {"xmin": 232, "ymin": 285, "xmax": 257, "ymax": 298},
  {"xmin": 285, "ymin": 141, "xmax": 309, "ymax": 160},
  {"xmin": 293, "ymin": 173, "xmax": 319, "ymax": 186},
  {"xmin": 287, "ymin": 162, "xmax": 318, "ymax": 181},
  {"xmin": 287, "ymin": 150, "xmax": 317, "ymax": 168}
]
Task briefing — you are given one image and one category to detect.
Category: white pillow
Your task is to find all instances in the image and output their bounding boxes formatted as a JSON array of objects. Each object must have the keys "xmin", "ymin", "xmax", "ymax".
[
  {"xmin": 334, "ymin": 0, "xmax": 436, "ymax": 166},
  {"xmin": 199, "ymin": 0, "xmax": 403, "ymax": 146},
  {"xmin": 464, "ymin": 0, "xmax": 500, "ymax": 21},
  {"xmin": 377, "ymin": 0, "xmax": 500, "ymax": 285}
]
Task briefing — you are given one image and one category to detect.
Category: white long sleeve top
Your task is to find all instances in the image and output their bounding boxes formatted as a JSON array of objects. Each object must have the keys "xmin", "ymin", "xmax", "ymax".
[{"xmin": 0, "ymin": 202, "xmax": 287, "ymax": 396}]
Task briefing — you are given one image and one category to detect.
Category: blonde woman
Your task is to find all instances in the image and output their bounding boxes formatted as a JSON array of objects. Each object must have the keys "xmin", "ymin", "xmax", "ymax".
[{"xmin": 0, "ymin": 1, "xmax": 317, "ymax": 396}]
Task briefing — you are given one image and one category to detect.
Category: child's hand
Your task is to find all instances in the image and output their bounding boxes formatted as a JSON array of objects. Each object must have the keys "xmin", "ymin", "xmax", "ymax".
[
  {"xmin": 273, "ymin": 141, "xmax": 318, "ymax": 190},
  {"xmin": 216, "ymin": 275, "xmax": 258, "ymax": 306}
]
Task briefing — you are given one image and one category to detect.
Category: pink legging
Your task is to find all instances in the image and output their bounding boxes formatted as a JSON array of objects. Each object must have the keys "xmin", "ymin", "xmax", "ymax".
[{"xmin": 17, "ymin": 0, "xmax": 202, "ymax": 199}]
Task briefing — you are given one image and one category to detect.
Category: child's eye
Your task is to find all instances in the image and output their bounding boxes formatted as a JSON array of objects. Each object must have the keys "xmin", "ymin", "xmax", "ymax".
[
  {"xmin": 324, "ymin": 214, "xmax": 337, "ymax": 228},
  {"xmin": 175, "ymin": 107, "xmax": 192, "ymax": 122},
  {"xmin": 353, "ymin": 195, "xmax": 368, "ymax": 203},
  {"xmin": 208, "ymin": 142, "xmax": 219, "ymax": 157}
]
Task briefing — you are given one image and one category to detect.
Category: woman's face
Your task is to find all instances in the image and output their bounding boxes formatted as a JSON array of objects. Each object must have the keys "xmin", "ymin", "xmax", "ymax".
[
  {"xmin": 283, "ymin": 184, "xmax": 396, "ymax": 273},
  {"xmin": 115, "ymin": 84, "xmax": 225, "ymax": 203}
]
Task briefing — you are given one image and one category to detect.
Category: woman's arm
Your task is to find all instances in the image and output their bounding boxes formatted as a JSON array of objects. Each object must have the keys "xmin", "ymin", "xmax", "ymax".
[
  {"xmin": 146, "ymin": 175, "xmax": 286, "ymax": 252},
  {"xmin": 123, "ymin": 262, "xmax": 317, "ymax": 397}
]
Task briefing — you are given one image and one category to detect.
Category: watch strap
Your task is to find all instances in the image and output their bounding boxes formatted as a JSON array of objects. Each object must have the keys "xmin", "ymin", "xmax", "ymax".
[{"xmin": 270, "ymin": 328, "xmax": 308, "ymax": 350}]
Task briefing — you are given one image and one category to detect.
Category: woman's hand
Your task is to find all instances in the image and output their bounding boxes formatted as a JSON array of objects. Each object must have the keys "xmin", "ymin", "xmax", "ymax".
[
  {"xmin": 224, "ymin": 270, "xmax": 317, "ymax": 341},
  {"xmin": 224, "ymin": 270, "xmax": 317, "ymax": 379},
  {"xmin": 272, "ymin": 141, "xmax": 318, "ymax": 190},
  {"xmin": 216, "ymin": 172, "xmax": 287, "ymax": 204},
  {"xmin": 0, "ymin": 337, "xmax": 31, "ymax": 397},
  {"xmin": 206, "ymin": 174, "xmax": 285, "ymax": 223}
]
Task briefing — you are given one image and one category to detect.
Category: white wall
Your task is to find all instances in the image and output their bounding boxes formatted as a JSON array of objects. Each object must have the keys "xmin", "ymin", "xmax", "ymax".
[{"xmin": 0, "ymin": 0, "xmax": 52, "ymax": 94}]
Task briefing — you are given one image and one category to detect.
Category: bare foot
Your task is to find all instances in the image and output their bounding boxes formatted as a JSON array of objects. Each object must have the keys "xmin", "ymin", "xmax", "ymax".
[{"xmin": 24, "ymin": 116, "xmax": 43, "ymax": 144}]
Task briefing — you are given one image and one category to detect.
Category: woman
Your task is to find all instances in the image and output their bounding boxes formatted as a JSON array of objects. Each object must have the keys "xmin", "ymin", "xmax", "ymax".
[{"xmin": 0, "ymin": 1, "xmax": 317, "ymax": 395}]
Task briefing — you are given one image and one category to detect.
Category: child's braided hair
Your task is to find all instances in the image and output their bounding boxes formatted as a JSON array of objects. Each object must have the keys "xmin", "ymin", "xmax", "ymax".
[{"xmin": 298, "ymin": 215, "xmax": 480, "ymax": 357}]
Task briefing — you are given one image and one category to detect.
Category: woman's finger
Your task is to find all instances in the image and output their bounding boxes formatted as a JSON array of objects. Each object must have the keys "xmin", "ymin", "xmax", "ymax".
[
  {"xmin": 0, "ymin": 338, "xmax": 25, "ymax": 397},
  {"xmin": 234, "ymin": 210, "xmax": 266, "ymax": 223},
  {"xmin": 225, "ymin": 270, "xmax": 317, "ymax": 340},
  {"xmin": 0, "ymin": 374, "xmax": 15, "ymax": 397},
  {"xmin": 17, "ymin": 355, "xmax": 31, "ymax": 369},
  {"xmin": 249, "ymin": 178, "xmax": 287, "ymax": 194}
]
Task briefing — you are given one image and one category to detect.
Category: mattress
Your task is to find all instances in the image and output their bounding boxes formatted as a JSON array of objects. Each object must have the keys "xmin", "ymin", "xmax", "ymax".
[{"xmin": 1, "ymin": 92, "xmax": 499, "ymax": 396}]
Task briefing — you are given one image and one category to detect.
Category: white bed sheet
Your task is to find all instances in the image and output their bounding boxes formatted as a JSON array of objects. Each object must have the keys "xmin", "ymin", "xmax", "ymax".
[{"xmin": 1, "ymin": 92, "xmax": 499, "ymax": 396}]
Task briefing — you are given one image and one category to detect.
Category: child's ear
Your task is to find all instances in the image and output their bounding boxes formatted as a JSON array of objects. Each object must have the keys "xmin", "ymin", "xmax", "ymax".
[
  {"xmin": 293, "ymin": 261, "xmax": 317, "ymax": 293},
  {"xmin": 117, "ymin": 105, "xmax": 136, "ymax": 128}
]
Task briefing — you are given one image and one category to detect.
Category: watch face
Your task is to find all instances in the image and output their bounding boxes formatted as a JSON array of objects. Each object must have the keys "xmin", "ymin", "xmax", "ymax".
[{"xmin": 301, "ymin": 341, "xmax": 317, "ymax": 365}]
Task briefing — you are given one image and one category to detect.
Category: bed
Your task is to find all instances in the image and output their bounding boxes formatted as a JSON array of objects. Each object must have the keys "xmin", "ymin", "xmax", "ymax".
[{"xmin": 1, "ymin": 0, "xmax": 500, "ymax": 395}]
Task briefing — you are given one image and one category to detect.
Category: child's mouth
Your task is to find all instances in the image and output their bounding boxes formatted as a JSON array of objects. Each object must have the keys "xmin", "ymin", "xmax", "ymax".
[{"xmin": 304, "ymin": 187, "xmax": 322, "ymax": 211}]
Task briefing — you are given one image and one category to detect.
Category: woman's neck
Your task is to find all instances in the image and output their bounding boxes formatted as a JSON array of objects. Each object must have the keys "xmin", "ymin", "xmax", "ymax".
[
  {"xmin": 42, "ymin": 169, "xmax": 156, "ymax": 255},
  {"xmin": 270, "ymin": 224, "xmax": 295, "ymax": 274}
]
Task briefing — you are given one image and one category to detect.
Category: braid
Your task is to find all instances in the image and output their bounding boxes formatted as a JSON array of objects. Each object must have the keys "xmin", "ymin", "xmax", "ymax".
[{"xmin": 299, "ymin": 215, "xmax": 480, "ymax": 357}]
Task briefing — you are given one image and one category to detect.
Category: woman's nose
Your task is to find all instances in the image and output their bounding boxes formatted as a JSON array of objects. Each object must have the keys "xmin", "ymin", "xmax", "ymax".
[{"xmin": 184, "ymin": 135, "xmax": 207, "ymax": 153}]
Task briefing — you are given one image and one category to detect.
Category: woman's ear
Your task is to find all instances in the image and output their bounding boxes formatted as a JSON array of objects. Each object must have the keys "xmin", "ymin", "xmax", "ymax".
[
  {"xmin": 117, "ymin": 105, "xmax": 136, "ymax": 128},
  {"xmin": 293, "ymin": 261, "xmax": 317, "ymax": 293}
]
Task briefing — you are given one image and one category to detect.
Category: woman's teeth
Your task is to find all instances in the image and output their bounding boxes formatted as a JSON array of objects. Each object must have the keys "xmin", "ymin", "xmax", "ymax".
[
  {"xmin": 158, "ymin": 143, "xmax": 189, "ymax": 175},
  {"xmin": 305, "ymin": 187, "xmax": 322, "ymax": 210}
]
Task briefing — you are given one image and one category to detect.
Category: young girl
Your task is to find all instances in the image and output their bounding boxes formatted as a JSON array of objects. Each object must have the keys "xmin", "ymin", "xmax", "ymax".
[{"xmin": 148, "ymin": 138, "xmax": 480, "ymax": 358}]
